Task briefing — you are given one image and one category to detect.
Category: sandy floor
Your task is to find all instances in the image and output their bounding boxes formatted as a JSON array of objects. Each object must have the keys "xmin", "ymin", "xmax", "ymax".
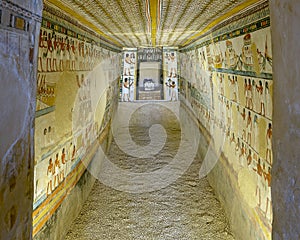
[{"xmin": 65, "ymin": 102, "xmax": 234, "ymax": 240}]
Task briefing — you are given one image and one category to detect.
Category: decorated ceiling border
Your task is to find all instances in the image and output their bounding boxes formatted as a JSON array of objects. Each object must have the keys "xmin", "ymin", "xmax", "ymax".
[
  {"xmin": 44, "ymin": 0, "xmax": 124, "ymax": 48},
  {"xmin": 180, "ymin": 0, "xmax": 269, "ymax": 51},
  {"xmin": 43, "ymin": 4, "xmax": 122, "ymax": 52},
  {"xmin": 0, "ymin": 0, "xmax": 42, "ymax": 22},
  {"xmin": 0, "ymin": 0, "xmax": 42, "ymax": 34},
  {"xmin": 43, "ymin": 0, "xmax": 121, "ymax": 49}
]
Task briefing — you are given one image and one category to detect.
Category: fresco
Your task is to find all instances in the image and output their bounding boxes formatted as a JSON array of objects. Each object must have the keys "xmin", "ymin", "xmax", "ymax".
[
  {"xmin": 163, "ymin": 50, "xmax": 178, "ymax": 101},
  {"xmin": 121, "ymin": 51, "xmax": 136, "ymax": 101},
  {"xmin": 33, "ymin": 7, "xmax": 121, "ymax": 238},
  {"xmin": 179, "ymin": 5, "xmax": 273, "ymax": 239}
]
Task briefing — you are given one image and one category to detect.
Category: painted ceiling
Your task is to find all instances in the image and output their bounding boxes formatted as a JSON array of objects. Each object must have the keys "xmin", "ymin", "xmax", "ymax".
[{"xmin": 45, "ymin": 0, "xmax": 262, "ymax": 48}]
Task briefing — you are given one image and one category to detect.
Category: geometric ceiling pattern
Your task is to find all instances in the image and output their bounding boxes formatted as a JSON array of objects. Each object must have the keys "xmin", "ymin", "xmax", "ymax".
[{"xmin": 45, "ymin": 0, "xmax": 261, "ymax": 48}]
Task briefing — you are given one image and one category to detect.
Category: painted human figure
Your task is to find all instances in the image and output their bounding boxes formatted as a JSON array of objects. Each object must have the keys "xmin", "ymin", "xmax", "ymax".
[
  {"xmin": 218, "ymin": 96, "xmax": 225, "ymax": 130},
  {"xmin": 254, "ymin": 158, "xmax": 263, "ymax": 207},
  {"xmin": 246, "ymin": 111, "xmax": 252, "ymax": 145},
  {"xmin": 168, "ymin": 52, "xmax": 177, "ymax": 77},
  {"xmin": 266, "ymin": 123, "xmax": 272, "ymax": 165},
  {"xmin": 84, "ymin": 43, "xmax": 89, "ymax": 70},
  {"xmin": 65, "ymin": 37, "xmax": 71, "ymax": 71},
  {"xmin": 165, "ymin": 78, "xmax": 172, "ymax": 99},
  {"xmin": 58, "ymin": 36, "xmax": 65, "ymax": 71},
  {"xmin": 122, "ymin": 78, "xmax": 133, "ymax": 102},
  {"xmin": 71, "ymin": 144, "xmax": 76, "ymax": 161},
  {"xmin": 54, "ymin": 153, "xmax": 61, "ymax": 187},
  {"xmin": 59, "ymin": 148, "xmax": 66, "ymax": 182},
  {"xmin": 247, "ymin": 78, "xmax": 253, "ymax": 109},
  {"xmin": 218, "ymin": 73, "xmax": 224, "ymax": 96},
  {"xmin": 263, "ymin": 166, "xmax": 272, "ymax": 220},
  {"xmin": 230, "ymin": 132, "xmax": 236, "ymax": 145},
  {"xmin": 226, "ymin": 100, "xmax": 232, "ymax": 135},
  {"xmin": 46, "ymin": 32, "xmax": 53, "ymax": 72},
  {"xmin": 130, "ymin": 53, "xmax": 135, "ymax": 73},
  {"xmin": 70, "ymin": 39, "xmax": 76, "ymax": 71},
  {"xmin": 253, "ymin": 114, "xmax": 259, "ymax": 151},
  {"xmin": 81, "ymin": 41, "xmax": 85, "ymax": 70},
  {"xmin": 244, "ymin": 78, "xmax": 248, "ymax": 107},
  {"xmin": 235, "ymin": 137, "xmax": 240, "ymax": 157},
  {"xmin": 265, "ymin": 81, "xmax": 272, "ymax": 118},
  {"xmin": 52, "ymin": 34, "xmax": 59, "ymax": 71},
  {"xmin": 228, "ymin": 132, "xmax": 236, "ymax": 163},
  {"xmin": 239, "ymin": 142, "xmax": 246, "ymax": 167},
  {"xmin": 46, "ymin": 158, "xmax": 55, "ymax": 196},
  {"xmin": 247, "ymin": 149, "xmax": 252, "ymax": 166},
  {"xmin": 235, "ymin": 76, "xmax": 239, "ymax": 101},
  {"xmin": 42, "ymin": 31, "xmax": 49, "ymax": 71},
  {"xmin": 225, "ymin": 40, "xmax": 239, "ymax": 69},
  {"xmin": 241, "ymin": 33, "xmax": 260, "ymax": 71},
  {"xmin": 229, "ymin": 75, "xmax": 236, "ymax": 101},
  {"xmin": 239, "ymin": 107, "xmax": 246, "ymax": 141},
  {"xmin": 256, "ymin": 80, "xmax": 265, "ymax": 116},
  {"xmin": 170, "ymin": 81, "xmax": 177, "ymax": 101},
  {"xmin": 38, "ymin": 29, "xmax": 45, "ymax": 72},
  {"xmin": 242, "ymin": 34, "xmax": 253, "ymax": 65},
  {"xmin": 212, "ymin": 42, "xmax": 223, "ymax": 68},
  {"xmin": 89, "ymin": 45, "xmax": 94, "ymax": 69},
  {"xmin": 123, "ymin": 53, "xmax": 132, "ymax": 76}
]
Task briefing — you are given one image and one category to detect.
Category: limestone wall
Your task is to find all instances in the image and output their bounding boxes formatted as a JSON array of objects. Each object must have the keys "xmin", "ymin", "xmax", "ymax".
[
  {"xmin": 32, "ymin": 4, "xmax": 121, "ymax": 239},
  {"xmin": 179, "ymin": 1, "xmax": 273, "ymax": 239},
  {"xmin": 0, "ymin": 0, "xmax": 43, "ymax": 239},
  {"xmin": 270, "ymin": 1, "xmax": 300, "ymax": 239}
]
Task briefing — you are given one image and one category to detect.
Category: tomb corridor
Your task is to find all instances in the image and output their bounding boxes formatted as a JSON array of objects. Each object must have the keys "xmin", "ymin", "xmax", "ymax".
[{"xmin": 0, "ymin": 0, "xmax": 300, "ymax": 240}]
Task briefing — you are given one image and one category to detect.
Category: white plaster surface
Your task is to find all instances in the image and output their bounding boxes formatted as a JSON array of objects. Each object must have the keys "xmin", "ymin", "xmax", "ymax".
[{"xmin": 0, "ymin": 31, "xmax": 29, "ymax": 160}]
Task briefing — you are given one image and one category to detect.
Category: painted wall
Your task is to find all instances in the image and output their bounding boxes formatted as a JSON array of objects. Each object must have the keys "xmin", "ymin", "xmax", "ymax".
[
  {"xmin": 163, "ymin": 49, "xmax": 179, "ymax": 101},
  {"xmin": 270, "ymin": 1, "xmax": 300, "ymax": 239},
  {"xmin": 0, "ymin": 0, "xmax": 43, "ymax": 239},
  {"xmin": 179, "ymin": 2, "xmax": 273, "ymax": 240},
  {"xmin": 33, "ymin": 4, "xmax": 121, "ymax": 239},
  {"xmin": 121, "ymin": 50, "xmax": 137, "ymax": 101}
]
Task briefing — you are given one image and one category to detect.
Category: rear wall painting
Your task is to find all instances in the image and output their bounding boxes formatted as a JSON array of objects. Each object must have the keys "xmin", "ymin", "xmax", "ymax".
[
  {"xmin": 179, "ymin": 3, "xmax": 272, "ymax": 240},
  {"xmin": 136, "ymin": 47, "xmax": 163, "ymax": 100}
]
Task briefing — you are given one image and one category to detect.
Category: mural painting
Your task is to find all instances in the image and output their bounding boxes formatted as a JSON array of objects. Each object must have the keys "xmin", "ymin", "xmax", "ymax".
[
  {"xmin": 179, "ymin": 4, "xmax": 272, "ymax": 240},
  {"xmin": 121, "ymin": 51, "xmax": 136, "ymax": 101},
  {"xmin": 33, "ymin": 6, "xmax": 121, "ymax": 239},
  {"xmin": 163, "ymin": 49, "xmax": 179, "ymax": 101}
]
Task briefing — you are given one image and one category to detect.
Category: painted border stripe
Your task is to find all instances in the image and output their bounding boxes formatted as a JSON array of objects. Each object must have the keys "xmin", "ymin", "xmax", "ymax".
[{"xmin": 32, "ymin": 130, "xmax": 107, "ymax": 237}]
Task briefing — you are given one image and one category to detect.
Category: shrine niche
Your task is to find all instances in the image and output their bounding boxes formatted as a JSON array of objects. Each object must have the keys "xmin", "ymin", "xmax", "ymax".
[{"xmin": 136, "ymin": 47, "xmax": 163, "ymax": 100}]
